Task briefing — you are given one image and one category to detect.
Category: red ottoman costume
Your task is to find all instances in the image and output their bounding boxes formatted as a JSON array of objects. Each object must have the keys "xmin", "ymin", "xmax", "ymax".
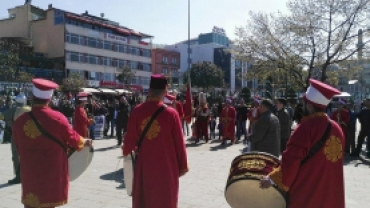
[
  {"xmin": 221, "ymin": 99, "xmax": 236, "ymax": 144},
  {"xmin": 123, "ymin": 75, "xmax": 188, "ymax": 208},
  {"xmin": 12, "ymin": 79, "xmax": 86, "ymax": 208},
  {"xmin": 73, "ymin": 92, "xmax": 94, "ymax": 137},
  {"xmin": 267, "ymin": 79, "xmax": 345, "ymax": 208}
]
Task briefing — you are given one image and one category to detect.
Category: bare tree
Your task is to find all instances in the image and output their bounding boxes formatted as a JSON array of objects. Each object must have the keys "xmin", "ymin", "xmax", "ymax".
[{"xmin": 234, "ymin": 0, "xmax": 370, "ymax": 90}]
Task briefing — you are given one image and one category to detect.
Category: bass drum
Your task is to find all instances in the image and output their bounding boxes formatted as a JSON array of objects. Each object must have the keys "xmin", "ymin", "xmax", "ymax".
[
  {"xmin": 0, "ymin": 120, "xmax": 4, "ymax": 144},
  {"xmin": 69, "ymin": 146, "xmax": 94, "ymax": 181},
  {"xmin": 225, "ymin": 152, "xmax": 287, "ymax": 208}
]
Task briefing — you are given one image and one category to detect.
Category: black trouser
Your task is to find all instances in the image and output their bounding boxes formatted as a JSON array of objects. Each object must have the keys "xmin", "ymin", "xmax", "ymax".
[
  {"xmin": 104, "ymin": 117, "xmax": 111, "ymax": 136},
  {"xmin": 355, "ymin": 128, "xmax": 370, "ymax": 155},
  {"xmin": 347, "ymin": 129, "xmax": 356, "ymax": 154},
  {"xmin": 116, "ymin": 122, "xmax": 126, "ymax": 145}
]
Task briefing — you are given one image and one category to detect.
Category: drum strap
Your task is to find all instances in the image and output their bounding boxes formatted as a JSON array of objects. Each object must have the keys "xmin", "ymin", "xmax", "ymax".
[
  {"xmin": 28, "ymin": 111, "xmax": 68, "ymax": 154},
  {"xmin": 301, "ymin": 120, "xmax": 332, "ymax": 165},
  {"xmin": 133, "ymin": 105, "xmax": 167, "ymax": 166}
]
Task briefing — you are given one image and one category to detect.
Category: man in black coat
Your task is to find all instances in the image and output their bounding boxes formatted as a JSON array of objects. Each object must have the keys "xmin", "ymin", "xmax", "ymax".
[{"xmin": 116, "ymin": 95, "xmax": 131, "ymax": 146}]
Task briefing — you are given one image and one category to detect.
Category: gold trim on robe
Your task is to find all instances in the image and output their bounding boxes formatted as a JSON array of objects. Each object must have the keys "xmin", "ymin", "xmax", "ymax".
[
  {"xmin": 22, "ymin": 193, "xmax": 67, "ymax": 208},
  {"xmin": 269, "ymin": 167, "xmax": 290, "ymax": 192}
]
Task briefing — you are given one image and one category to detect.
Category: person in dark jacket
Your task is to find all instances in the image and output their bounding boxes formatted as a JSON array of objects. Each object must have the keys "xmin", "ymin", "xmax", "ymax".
[
  {"xmin": 116, "ymin": 95, "xmax": 131, "ymax": 146},
  {"xmin": 276, "ymin": 98, "xmax": 291, "ymax": 153},
  {"xmin": 249, "ymin": 99, "xmax": 280, "ymax": 157},
  {"xmin": 236, "ymin": 100, "xmax": 249, "ymax": 141},
  {"xmin": 352, "ymin": 99, "xmax": 370, "ymax": 157},
  {"xmin": 293, "ymin": 103, "xmax": 304, "ymax": 125},
  {"xmin": 346, "ymin": 104, "xmax": 357, "ymax": 155}
]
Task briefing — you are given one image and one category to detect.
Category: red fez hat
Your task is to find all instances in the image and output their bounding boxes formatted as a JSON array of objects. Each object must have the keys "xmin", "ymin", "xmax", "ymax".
[
  {"xmin": 303, "ymin": 79, "xmax": 341, "ymax": 109},
  {"xmin": 150, "ymin": 74, "xmax": 168, "ymax": 90},
  {"xmin": 77, "ymin": 92, "xmax": 89, "ymax": 101},
  {"xmin": 163, "ymin": 94, "xmax": 175, "ymax": 104},
  {"xmin": 32, "ymin": 78, "xmax": 59, "ymax": 100}
]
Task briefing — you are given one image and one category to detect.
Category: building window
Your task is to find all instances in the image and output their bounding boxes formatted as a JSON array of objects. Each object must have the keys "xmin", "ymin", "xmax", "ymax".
[
  {"xmin": 142, "ymin": 49, "xmax": 150, "ymax": 57},
  {"xmin": 171, "ymin": 57, "xmax": 177, "ymax": 65},
  {"xmin": 131, "ymin": 47, "xmax": 139, "ymax": 55},
  {"xmin": 142, "ymin": 64, "xmax": 151, "ymax": 72},
  {"xmin": 141, "ymin": 77, "xmax": 150, "ymax": 85},
  {"xmin": 90, "ymin": 55, "xmax": 98, "ymax": 64},
  {"xmin": 163, "ymin": 56, "xmax": 168, "ymax": 64},
  {"xmin": 70, "ymin": 34, "xmax": 80, "ymax": 44},
  {"xmin": 104, "ymin": 41, "xmax": 112, "ymax": 50},
  {"xmin": 88, "ymin": 37, "xmax": 98, "ymax": 48},
  {"xmin": 118, "ymin": 60, "xmax": 126, "ymax": 68},
  {"xmin": 162, "ymin": 68, "xmax": 168, "ymax": 74},
  {"xmin": 69, "ymin": 52, "xmax": 81, "ymax": 62},
  {"xmin": 104, "ymin": 73, "xmax": 113, "ymax": 81},
  {"xmin": 131, "ymin": 61, "xmax": 138, "ymax": 69},
  {"xmin": 103, "ymin": 57, "xmax": 111, "ymax": 66},
  {"xmin": 118, "ymin": 44, "xmax": 127, "ymax": 53}
]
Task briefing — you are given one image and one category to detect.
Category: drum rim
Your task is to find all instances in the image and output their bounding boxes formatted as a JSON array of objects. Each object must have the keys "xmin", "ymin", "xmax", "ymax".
[
  {"xmin": 232, "ymin": 151, "xmax": 280, "ymax": 163},
  {"xmin": 225, "ymin": 176, "xmax": 287, "ymax": 200}
]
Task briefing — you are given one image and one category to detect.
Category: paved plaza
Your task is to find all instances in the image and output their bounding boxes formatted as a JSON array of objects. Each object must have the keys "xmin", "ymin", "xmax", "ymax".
[{"xmin": 1, "ymin": 132, "xmax": 370, "ymax": 208}]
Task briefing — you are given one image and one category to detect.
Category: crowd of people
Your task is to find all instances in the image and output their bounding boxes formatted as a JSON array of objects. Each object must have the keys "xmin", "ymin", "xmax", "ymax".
[{"xmin": 2, "ymin": 75, "xmax": 369, "ymax": 208}]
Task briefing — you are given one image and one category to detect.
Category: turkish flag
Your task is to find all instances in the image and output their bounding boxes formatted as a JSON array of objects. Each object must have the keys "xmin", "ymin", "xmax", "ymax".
[{"xmin": 185, "ymin": 74, "xmax": 192, "ymax": 124}]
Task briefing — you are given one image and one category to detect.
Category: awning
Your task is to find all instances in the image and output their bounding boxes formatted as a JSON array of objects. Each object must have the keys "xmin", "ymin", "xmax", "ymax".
[
  {"xmin": 334, "ymin": 92, "xmax": 351, "ymax": 97},
  {"xmin": 82, "ymin": 88, "xmax": 100, "ymax": 94},
  {"xmin": 98, "ymin": 88, "xmax": 117, "ymax": 94},
  {"xmin": 115, "ymin": 89, "xmax": 132, "ymax": 94}
]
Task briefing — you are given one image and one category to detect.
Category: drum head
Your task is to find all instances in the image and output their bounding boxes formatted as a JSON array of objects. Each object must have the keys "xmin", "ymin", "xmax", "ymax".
[
  {"xmin": 123, "ymin": 155, "xmax": 134, "ymax": 196},
  {"xmin": 69, "ymin": 146, "xmax": 94, "ymax": 181},
  {"xmin": 225, "ymin": 179, "xmax": 286, "ymax": 208}
]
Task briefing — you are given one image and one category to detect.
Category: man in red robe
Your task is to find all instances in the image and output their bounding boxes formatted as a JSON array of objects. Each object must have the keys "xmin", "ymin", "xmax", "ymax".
[
  {"xmin": 12, "ymin": 78, "xmax": 92, "ymax": 208},
  {"xmin": 194, "ymin": 96, "xmax": 211, "ymax": 143},
  {"xmin": 330, "ymin": 98, "xmax": 350, "ymax": 153},
  {"xmin": 122, "ymin": 74, "xmax": 189, "ymax": 208},
  {"xmin": 261, "ymin": 79, "xmax": 345, "ymax": 208},
  {"xmin": 73, "ymin": 92, "xmax": 94, "ymax": 137},
  {"xmin": 221, "ymin": 99, "xmax": 236, "ymax": 145}
]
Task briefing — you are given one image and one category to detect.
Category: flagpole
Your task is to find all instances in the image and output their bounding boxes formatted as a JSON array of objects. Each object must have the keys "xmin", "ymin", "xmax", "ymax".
[{"xmin": 187, "ymin": 0, "xmax": 191, "ymax": 72}]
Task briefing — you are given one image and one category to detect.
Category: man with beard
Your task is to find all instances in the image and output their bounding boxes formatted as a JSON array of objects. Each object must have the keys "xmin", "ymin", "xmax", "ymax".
[{"xmin": 260, "ymin": 79, "xmax": 345, "ymax": 208}]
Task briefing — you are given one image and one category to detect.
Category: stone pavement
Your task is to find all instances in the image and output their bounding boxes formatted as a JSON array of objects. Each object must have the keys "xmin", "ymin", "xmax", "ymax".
[{"xmin": 0, "ymin": 134, "xmax": 370, "ymax": 208}]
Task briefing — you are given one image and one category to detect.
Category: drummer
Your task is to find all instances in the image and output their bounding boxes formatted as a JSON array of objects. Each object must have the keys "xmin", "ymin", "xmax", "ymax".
[
  {"xmin": 12, "ymin": 78, "xmax": 93, "ymax": 208},
  {"xmin": 260, "ymin": 79, "xmax": 345, "ymax": 208}
]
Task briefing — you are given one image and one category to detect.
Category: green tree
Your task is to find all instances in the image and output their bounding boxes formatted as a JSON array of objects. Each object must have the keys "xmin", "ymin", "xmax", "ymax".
[
  {"xmin": 183, "ymin": 63, "xmax": 224, "ymax": 91},
  {"xmin": 264, "ymin": 76, "xmax": 273, "ymax": 99},
  {"xmin": 62, "ymin": 72, "xmax": 87, "ymax": 93},
  {"xmin": 286, "ymin": 88, "xmax": 297, "ymax": 104},
  {"xmin": 234, "ymin": 0, "xmax": 370, "ymax": 90},
  {"xmin": 116, "ymin": 65, "xmax": 136, "ymax": 85},
  {"xmin": 0, "ymin": 37, "xmax": 34, "ymax": 82}
]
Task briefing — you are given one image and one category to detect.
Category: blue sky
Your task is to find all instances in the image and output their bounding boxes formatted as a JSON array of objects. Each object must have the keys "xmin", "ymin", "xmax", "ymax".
[{"xmin": 1, "ymin": 0, "xmax": 288, "ymax": 44}]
